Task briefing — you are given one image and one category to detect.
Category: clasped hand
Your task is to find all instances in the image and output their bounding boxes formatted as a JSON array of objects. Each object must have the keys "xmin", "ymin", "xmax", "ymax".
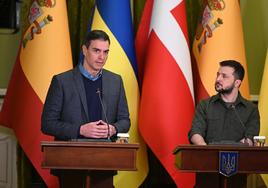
[
  {"xmin": 79, "ymin": 120, "xmax": 116, "ymax": 138},
  {"xmin": 240, "ymin": 138, "xmax": 253, "ymax": 146}
]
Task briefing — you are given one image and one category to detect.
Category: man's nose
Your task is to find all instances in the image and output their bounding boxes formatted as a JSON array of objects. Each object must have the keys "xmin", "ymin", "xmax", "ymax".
[
  {"xmin": 216, "ymin": 75, "xmax": 222, "ymax": 81},
  {"xmin": 98, "ymin": 52, "xmax": 105, "ymax": 59}
]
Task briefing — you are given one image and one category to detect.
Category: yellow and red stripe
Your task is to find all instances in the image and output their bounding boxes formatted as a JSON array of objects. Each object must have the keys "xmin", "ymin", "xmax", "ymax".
[
  {"xmin": 192, "ymin": 0, "xmax": 250, "ymax": 102},
  {"xmin": 0, "ymin": 1, "xmax": 72, "ymax": 187}
]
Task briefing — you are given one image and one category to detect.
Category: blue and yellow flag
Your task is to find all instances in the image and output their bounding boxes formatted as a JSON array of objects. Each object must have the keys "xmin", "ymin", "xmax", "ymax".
[{"xmin": 90, "ymin": 1, "xmax": 148, "ymax": 187}]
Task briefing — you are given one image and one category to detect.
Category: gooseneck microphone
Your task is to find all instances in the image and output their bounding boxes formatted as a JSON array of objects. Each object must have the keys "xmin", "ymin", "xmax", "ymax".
[
  {"xmin": 230, "ymin": 104, "xmax": 245, "ymax": 128},
  {"xmin": 230, "ymin": 104, "xmax": 250, "ymax": 145},
  {"xmin": 96, "ymin": 88, "xmax": 110, "ymax": 140}
]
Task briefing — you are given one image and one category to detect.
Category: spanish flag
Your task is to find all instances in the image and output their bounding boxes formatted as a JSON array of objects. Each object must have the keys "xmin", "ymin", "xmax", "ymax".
[
  {"xmin": 90, "ymin": 1, "xmax": 148, "ymax": 187},
  {"xmin": 192, "ymin": 0, "xmax": 250, "ymax": 101},
  {"xmin": 0, "ymin": 1, "xmax": 72, "ymax": 187},
  {"xmin": 259, "ymin": 49, "xmax": 268, "ymax": 185}
]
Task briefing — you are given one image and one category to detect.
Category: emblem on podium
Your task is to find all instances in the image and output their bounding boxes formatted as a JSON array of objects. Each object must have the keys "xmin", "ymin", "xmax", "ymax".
[{"xmin": 219, "ymin": 151, "xmax": 238, "ymax": 177}]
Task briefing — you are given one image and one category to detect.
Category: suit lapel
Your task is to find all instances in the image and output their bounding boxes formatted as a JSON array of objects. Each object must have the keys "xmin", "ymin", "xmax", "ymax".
[{"xmin": 72, "ymin": 67, "xmax": 89, "ymax": 120}]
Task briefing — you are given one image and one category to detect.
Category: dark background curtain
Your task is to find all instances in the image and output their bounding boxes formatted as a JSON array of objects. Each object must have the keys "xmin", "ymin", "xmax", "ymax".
[{"xmin": 17, "ymin": 0, "xmax": 200, "ymax": 187}]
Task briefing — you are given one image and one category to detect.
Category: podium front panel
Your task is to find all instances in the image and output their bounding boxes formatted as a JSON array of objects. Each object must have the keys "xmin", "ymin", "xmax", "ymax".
[
  {"xmin": 174, "ymin": 145, "xmax": 268, "ymax": 174},
  {"xmin": 41, "ymin": 141, "xmax": 139, "ymax": 171}
]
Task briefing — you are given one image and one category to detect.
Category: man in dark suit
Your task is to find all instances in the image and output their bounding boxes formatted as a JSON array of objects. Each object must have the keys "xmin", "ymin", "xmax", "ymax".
[{"xmin": 41, "ymin": 30, "xmax": 130, "ymax": 187}]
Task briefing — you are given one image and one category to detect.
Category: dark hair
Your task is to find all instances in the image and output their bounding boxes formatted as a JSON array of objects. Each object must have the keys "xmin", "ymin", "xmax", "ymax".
[
  {"xmin": 220, "ymin": 60, "xmax": 245, "ymax": 81},
  {"xmin": 83, "ymin": 30, "xmax": 110, "ymax": 48}
]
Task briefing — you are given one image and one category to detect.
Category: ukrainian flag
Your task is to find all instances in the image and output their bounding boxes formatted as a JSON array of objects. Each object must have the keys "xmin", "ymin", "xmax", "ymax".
[{"xmin": 90, "ymin": 1, "xmax": 148, "ymax": 187}]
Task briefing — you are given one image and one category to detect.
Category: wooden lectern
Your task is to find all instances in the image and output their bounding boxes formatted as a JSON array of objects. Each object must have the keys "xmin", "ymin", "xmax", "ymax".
[
  {"xmin": 41, "ymin": 141, "xmax": 139, "ymax": 188},
  {"xmin": 173, "ymin": 145, "xmax": 268, "ymax": 188}
]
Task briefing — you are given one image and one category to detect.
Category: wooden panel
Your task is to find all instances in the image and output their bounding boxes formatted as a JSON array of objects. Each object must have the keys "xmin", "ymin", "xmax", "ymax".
[
  {"xmin": 41, "ymin": 141, "xmax": 139, "ymax": 171},
  {"xmin": 0, "ymin": 132, "xmax": 17, "ymax": 188},
  {"xmin": 174, "ymin": 145, "xmax": 268, "ymax": 174},
  {"xmin": 0, "ymin": 140, "xmax": 8, "ymax": 183}
]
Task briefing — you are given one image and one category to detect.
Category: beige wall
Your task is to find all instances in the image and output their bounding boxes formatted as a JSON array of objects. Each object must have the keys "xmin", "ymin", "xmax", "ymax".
[
  {"xmin": 241, "ymin": 0, "xmax": 268, "ymax": 95},
  {"xmin": 0, "ymin": 30, "xmax": 20, "ymax": 89}
]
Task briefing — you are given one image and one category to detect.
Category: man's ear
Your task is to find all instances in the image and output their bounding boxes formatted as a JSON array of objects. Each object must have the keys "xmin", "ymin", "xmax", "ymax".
[
  {"xmin": 235, "ymin": 79, "xmax": 242, "ymax": 88},
  {"xmin": 82, "ymin": 45, "xmax": 87, "ymax": 55}
]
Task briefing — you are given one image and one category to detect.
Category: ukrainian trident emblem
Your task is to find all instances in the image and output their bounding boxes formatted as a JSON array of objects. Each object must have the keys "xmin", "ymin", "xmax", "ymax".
[{"xmin": 219, "ymin": 151, "xmax": 238, "ymax": 177}]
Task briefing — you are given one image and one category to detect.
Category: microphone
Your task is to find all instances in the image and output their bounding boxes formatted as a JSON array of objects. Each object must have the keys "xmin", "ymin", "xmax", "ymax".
[
  {"xmin": 230, "ymin": 104, "xmax": 245, "ymax": 128},
  {"xmin": 230, "ymin": 104, "xmax": 251, "ymax": 145},
  {"xmin": 96, "ymin": 88, "xmax": 110, "ymax": 140}
]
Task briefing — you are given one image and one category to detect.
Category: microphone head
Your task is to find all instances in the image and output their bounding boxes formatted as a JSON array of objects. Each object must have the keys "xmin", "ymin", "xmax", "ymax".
[{"xmin": 96, "ymin": 88, "xmax": 101, "ymax": 94}]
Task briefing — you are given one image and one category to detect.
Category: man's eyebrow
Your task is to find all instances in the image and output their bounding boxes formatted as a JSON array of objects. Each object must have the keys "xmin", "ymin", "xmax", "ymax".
[
  {"xmin": 91, "ymin": 47, "xmax": 109, "ymax": 52},
  {"xmin": 92, "ymin": 47, "xmax": 100, "ymax": 50}
]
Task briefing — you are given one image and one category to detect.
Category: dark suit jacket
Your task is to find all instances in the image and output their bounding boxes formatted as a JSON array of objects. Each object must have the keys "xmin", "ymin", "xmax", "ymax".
[{"xmin": 41, "ymin": 67, "xmax": 130, "ymax": 140}]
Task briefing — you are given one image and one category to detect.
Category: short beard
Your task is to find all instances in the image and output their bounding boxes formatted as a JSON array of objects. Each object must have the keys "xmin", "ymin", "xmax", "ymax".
[
  {"xmin": 216, "ymin": 87, "xmax": 233, "ymax": 94},
  {"xmin": 215, "ymin": 83, "xmax": 235, "ymax": 94}
]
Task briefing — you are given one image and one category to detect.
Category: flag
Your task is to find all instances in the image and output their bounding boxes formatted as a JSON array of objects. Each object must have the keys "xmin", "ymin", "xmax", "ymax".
[
  {"xmin": 0, "ymin": 1, "xmax": 73, "ymax": 187},
  {"xmin": 135, "ymin": 0, "xmax": 154, "ymax": 83},
  {"xmin": 90, "ymin": 1, "xmax": 148, "ymax": 187},
  {"xmin": 137, "ymin": 0, "xmax": 195, "ymax": 187},
  {"xmin": 192, "ymin": 0, "xmax": 250, "ymax": 102},
  {"xmin": 259, "ymin": 49, "xmax": 268, "ymax": 185}
]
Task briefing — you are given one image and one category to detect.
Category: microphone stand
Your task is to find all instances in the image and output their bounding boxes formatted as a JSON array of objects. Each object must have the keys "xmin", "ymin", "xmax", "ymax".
[
  {"xmin": 96, "ymin": 88, "xmax": 110, "ymax": 141},
  {"xmin": 231, "ymin": 104, "xmax": 249, "ymax": 145},
  {"xmin": 231, "ymin": 105, "xmax": 245, "ymax": 128}
]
